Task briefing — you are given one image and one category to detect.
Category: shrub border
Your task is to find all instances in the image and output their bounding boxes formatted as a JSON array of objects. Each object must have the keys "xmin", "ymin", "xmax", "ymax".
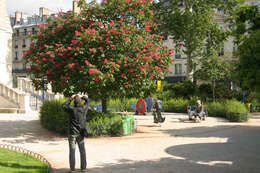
[{"xmin": 0, "ymin": 143, "xmax": 52, "ymax": 173}]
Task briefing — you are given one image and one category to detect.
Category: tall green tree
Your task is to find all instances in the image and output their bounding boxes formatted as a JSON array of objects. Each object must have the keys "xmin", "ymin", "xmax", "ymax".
[
  {"xmin": 231, "ymin": 4, "xmax": 260, "ymax": 92},
  {"xmin": 153, "ymin": 0, "xmax": 240, "ymax": 81},
  {"xmin": 195, "ymin": 53, "xmax": 230, "ymax": 101},
  {"xmin": 24, "ymin": 0, "xmax": 173, "ymax": 112}
]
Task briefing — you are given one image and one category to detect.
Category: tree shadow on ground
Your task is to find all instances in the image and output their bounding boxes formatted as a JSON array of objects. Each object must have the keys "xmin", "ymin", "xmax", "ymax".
[
  {"xmin": 53, "ymin": 124, "xmax": 260, "ymax": 173},
  {"xmin": 160, "ymin": 124, "xmax": 260, "ymax": 173},
  {"xmin": 52, "ymin": 155, "xmax": 257, "ymax": 173},
  {"xmin": 0, "ymin": 120, "xmax": 65, "ymax": 144}
]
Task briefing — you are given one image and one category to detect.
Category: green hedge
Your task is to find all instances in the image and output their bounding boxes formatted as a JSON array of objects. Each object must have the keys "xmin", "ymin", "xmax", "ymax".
[
  {"xmin": 163, "ymin": 97, "xmax": 199, "ymax": 113},
  {"xmin": 162, "ymin": 97, "xmax": 249, "ymax": 122},
  {"xmin": 90, "ymin": 98, "xmax": 138, "ymax": 112},
  {"xmin": 206, "ymin": 102, "xmax": 226, "ymax": 117},
  {"xmin": 40, "ymin": 98, "xmax": 123, "ymax": 136},
  {"xmin": 225, "ymin": 99, "xmax": 249, "ymax": 122}
]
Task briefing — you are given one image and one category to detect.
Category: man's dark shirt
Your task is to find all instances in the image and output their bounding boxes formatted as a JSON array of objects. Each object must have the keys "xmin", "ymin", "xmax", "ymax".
[{"xmin": 62, "ymin": 96, "xmax": 89, "ymax": 135}]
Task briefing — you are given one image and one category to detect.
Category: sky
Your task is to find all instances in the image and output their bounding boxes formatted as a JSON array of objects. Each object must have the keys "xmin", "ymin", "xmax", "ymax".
[{"xmin": 6, "ymin": 0, "xmax": 100, "ymax": 16}]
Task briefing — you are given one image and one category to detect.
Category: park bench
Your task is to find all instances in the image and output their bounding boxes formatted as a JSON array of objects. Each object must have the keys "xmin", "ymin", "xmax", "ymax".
[{"xmin": 187, "ymin": 105, "xmax": 208, "ymax": 121}]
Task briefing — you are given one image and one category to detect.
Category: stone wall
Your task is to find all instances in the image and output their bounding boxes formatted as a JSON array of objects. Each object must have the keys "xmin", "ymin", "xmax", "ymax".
[{"xmin": 0, "ymin": 0, "xmax": 13, "ymax": 87}]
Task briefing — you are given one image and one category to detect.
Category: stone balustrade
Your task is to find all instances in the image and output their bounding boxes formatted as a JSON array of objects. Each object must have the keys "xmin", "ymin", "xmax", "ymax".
[
  {"xmin": 0, "ymin": 82, "xmax": 30, "ymax": 113},
  {"xmin": 17, "ymin": 77, "xmax": 61, "ymax": 100}
]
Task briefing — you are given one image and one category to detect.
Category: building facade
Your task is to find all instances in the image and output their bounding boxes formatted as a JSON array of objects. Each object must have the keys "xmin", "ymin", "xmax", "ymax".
[
  {"xmin": 11, "ymin": 9, "xmax": 50, "ymax": 81},
  {"xmin": 0, "ymin": 0, "xmax": 13, "ymax": 87},
  {"xmin": 163, "ymin": 0, "xmax": 260, "ymax": 83},
  {"xmin": 10, "ymin": 1, "xmax": 80, "ymax": 82}
]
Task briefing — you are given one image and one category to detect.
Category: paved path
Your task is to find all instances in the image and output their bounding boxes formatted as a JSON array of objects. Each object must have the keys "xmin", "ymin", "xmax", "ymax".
[{"xmin": 0, "ymin": 112, "xmax": 260, "ymax": 173}]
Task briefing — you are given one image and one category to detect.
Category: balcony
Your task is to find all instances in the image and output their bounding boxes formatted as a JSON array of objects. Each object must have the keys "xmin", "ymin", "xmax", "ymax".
[{"xmin": 12, "ymin": 68, "xmax": 27, "ymax": 74}]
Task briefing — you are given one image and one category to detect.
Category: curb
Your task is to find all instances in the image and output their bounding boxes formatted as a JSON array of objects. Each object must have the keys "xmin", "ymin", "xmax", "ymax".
[{"xmin": 0, "ymin": 144, "xmax": 52, "ymax": 173}]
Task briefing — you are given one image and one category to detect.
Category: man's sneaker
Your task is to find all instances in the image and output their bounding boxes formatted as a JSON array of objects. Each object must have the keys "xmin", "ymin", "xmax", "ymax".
[
  {"xmin": 81, "ymin": 169, "xmax": 88, "ymax": 173},
  {"xmin": 68, "ymin": 170, "xmax": 76, "ymax": 173}
]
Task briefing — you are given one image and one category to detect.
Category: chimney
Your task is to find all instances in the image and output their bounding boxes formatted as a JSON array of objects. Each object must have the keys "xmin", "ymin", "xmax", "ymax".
[{"xmin": 73, "ymin": 0, "xmax": 80, "ymax": 13}]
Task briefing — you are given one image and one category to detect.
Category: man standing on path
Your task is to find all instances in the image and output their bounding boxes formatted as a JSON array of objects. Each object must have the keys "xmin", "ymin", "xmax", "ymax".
[
  {"xmin": 62, "ymin": 92, "xmax": 89, "ymax": 173},
  {"xmin": 153, "ymin": 96, "xmax": 165, "ymax": 126}
]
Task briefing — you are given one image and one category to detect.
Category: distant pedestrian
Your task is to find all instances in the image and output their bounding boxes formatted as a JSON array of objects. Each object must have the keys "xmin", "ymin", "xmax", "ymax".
[
  {"xmin": 153, "ymin": 96, "xmax": 165, "ymax": 126},
  {"xmin": 62, "ymin": 92, "xmax": 90, "ymax": 173}
]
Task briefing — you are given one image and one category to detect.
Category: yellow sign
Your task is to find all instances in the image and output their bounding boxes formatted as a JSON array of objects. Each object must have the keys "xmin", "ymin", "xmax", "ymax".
[{"xmin": 157, "ymin": 80, "xmax": 161, "ymax": 90}]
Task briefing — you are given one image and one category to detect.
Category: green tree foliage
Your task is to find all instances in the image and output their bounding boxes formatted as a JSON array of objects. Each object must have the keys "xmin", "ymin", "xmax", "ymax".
[
  {"xmin": 153, "ymin": 0, "xmax": 240, "ymax": 80},
  {"xmin": 163, "ymin": 80, "xmax": 197, "ymax": 99},
  {"xmin": 24, "ymin": 0, "xmax": 173, "ymax": 112},
  {"xmin": 195, "ymin": 54, "xmax": 230, "ymax": 101},
  {"xmin": 231, "ymin": 4, "xmax": 260, "ymax": 92}
]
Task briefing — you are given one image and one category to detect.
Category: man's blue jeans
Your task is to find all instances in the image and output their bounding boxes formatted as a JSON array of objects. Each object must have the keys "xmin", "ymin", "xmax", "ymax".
[{"xmin": 68, "ymin": 134, "xmax": 86, "ymax": 171}]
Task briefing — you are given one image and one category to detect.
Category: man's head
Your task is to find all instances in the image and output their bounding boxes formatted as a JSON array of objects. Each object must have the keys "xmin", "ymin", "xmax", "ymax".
[{"xmin": 74, "ymin": 95, "xmax": 82, "ymax": 106}]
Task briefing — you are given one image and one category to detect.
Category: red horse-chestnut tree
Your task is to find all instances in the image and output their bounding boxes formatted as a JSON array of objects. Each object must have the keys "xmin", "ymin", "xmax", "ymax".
[{"xmin": 25, "ymin": 0, "xmax": 174, "ymax": 112}]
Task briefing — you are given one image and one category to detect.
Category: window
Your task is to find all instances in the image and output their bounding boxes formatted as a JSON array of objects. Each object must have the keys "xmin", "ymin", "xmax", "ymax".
[
  {"xmin": 15, "ymin": 40, "xmax": 18, "ymax": 48},
  {"xmin": 175, "ymin": 53, "xmax": 181, "ymax": 59},
  {"xmin": 23, "ymin": 51, "xmax": 26, "ymax": 58},
  {"xmin": 219, "ymin": 44, "xmax": 224, "ymax": 56},
  {"xmin": 22, "ymin": 39, "xmax": 26, "ymax": 48},
  {"xmin": 175, "ymin": 64, "xmax": 182, "ymax": 75},
  {"xmin": 32, "ymin": 28, "xmax": 35, "ymax": 35},
  {"xmin": 15, "ymin": 52, "xmax": 18, "ymax": 60},
  {"xmin": 24, "ymin": 29, "xmax": 27, "ymax": 36},
  {"xmin": 16, "ymin": 30, "xmax": 19, "ymax": 36}
]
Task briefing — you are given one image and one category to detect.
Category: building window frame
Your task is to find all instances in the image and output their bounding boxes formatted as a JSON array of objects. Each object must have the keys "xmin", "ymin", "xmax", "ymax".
[
  {"xmin": 175, "ymin": 64, "xmax": 182, "ymax": 75},
  {"xmin": 15, "ymin": 40, "xmax": 18, "ymax": 48},
  {"xmin": 22, "ymin": 39, "xmax": 26, "ymax": 48},
  {"xmin": 15, "ymin": 52, "xmax": 18, "ymax": 61}
]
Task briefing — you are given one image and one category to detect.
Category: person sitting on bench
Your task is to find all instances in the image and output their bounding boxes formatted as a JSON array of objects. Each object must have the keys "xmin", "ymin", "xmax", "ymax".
[{"xmin": 195, "ymin": 100, "xmax": 205, "ymax": 120}]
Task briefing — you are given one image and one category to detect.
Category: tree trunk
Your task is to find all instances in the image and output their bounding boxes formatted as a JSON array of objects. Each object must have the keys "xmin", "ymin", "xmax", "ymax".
[
  {"xmin": 186, "ymin": 55, "xmax": 193, "ymax": 81},
  {"xmin": 212, "ymin": 79, "xmax": 216, "ymax": 102},
  {"xmin": 102, "ymin": 97, "xmax": 107, "ymax": 113}
]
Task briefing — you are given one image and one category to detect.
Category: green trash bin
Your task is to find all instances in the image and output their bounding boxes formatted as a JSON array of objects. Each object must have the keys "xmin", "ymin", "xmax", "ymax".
[{"xmin": 122, "ymin": 115, "xmax": 133, "ymax": 135}]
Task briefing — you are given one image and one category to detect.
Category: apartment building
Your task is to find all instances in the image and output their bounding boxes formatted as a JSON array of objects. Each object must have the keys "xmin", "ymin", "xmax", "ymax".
[
  {"xmin": 10, "ymin": 1, "xmax": 80, "ymax": 81},
  {"xmin": 11, "ymin": 8, "xmax": 51, "ymax": 80},
  {"xmin": 164, "ymin": 0, "xmax": 260, "ymax": 83}
]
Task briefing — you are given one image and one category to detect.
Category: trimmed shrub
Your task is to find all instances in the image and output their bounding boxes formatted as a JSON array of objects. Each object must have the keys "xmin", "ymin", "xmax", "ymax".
[
  {"xmin": 90, "ymin": 98, "xmax": 138, "ymax": 112},
  {"xmin": 40, "ymin": 98, "xmax": 123, "ymax": 136},
  {"xmin": 40, "ymin": 98, "xmax": 68, "ymax": 135},
  {"xmin": 225, "ymin": 99, "xmax": 249, "ymax": 122},
  {"xmin": 163, "ymin": 97, "xmax": 199, "ymax": 113},
  {"xmin": 226, "ymin": 112, "xmax": 249, "ymax": 122},
  {"xmin": 86, "ymin": 110, "xmax": 123, "ymax": 137},
  {"xmin": 206, "ymin": 102, "xmax": 226, "ymax": 117}
]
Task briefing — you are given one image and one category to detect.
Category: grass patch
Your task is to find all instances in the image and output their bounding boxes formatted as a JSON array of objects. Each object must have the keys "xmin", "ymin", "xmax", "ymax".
[{"xmin": 0, "ymin": 148, "xmax": 48, "ymax": 173}]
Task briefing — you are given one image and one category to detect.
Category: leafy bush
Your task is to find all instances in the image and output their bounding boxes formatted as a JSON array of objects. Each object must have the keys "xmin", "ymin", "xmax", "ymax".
[
  {"xmin": 86, "ymin": 110, "xmax": 123, "ymax": 137},
  {"xmin": 40, "ymin": 98, "xmax": 123, "ymax": 136},
  {"xmin": 40, "ymin": 98, "xmax": 68, "ymax": 135},
  {"xmin": 90, "ymin": 98, "xmax": 138, "ymax": 112},
  {"xmin": 198, "ymin": 83, "xmax": 212, "ymax": 102},
  {"xmin": 163, "ymin": 80, "xmax": 197, "ymax": 99},
  {"xmin": 225, "ymin": 99, "xmax": 248, "ymax": 113},
  {"xmin": 206, "ymin": 102, "xmax": 226, "ymax": 117},
  {"xmin": 215, "ymin": 81, "xmax": 233, "ymax": 100},
  {"xmin": 163, "ymin": 97, "xmax": 199, "ymax": 113},
  {"xmin": 225, "ymin": 99, "xmax": 249, "ymax": 122}
]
